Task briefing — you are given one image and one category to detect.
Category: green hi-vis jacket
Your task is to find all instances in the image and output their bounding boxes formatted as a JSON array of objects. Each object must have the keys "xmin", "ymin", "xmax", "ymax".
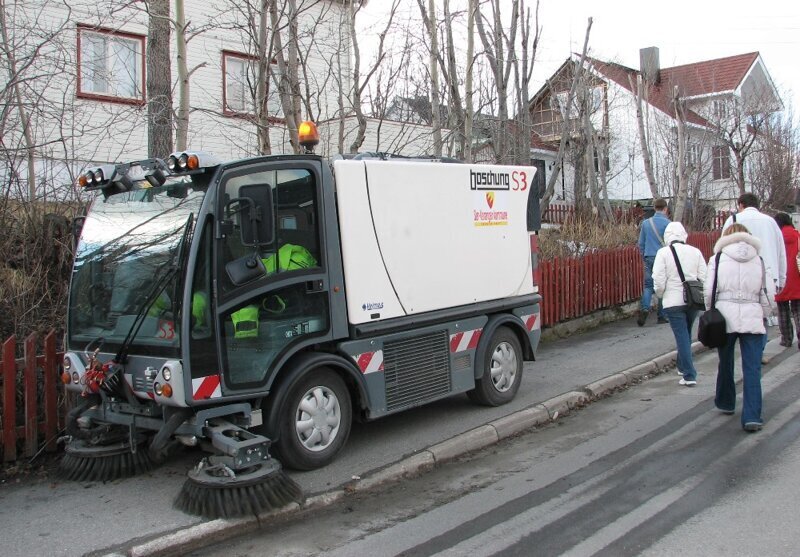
[{"xmin": 231, "ymin": 244, "xmax": 317, "ymax": 339}]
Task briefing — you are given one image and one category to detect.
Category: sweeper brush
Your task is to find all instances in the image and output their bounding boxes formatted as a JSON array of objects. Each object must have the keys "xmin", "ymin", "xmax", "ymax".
[
  {"xmin": 174, "ymin": 457, "xmax": 304, "ymax": 519},
  {"xmin": 58, "ymin": 439, "xmax": 157, "ymax": 482}
]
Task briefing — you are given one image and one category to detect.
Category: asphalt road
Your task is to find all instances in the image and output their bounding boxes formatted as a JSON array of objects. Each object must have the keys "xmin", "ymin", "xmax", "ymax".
[
  {"xmin": 190, "ymin": 340, "xmax": 800, "ymax": 557},
  {"xmin": 0, "ymin": 315, "xmax": 707, "ymax": 557}
]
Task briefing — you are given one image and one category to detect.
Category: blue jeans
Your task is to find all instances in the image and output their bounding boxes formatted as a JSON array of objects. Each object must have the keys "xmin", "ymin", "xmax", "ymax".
[
  {"xmin": 715, "ymin": 333, "xmax": 764, "ymax": 427},
  {"xmin": 641, "ymin": 256, "xmax": 665, "ymax": 319},
  {"xmin": 665, "ymin": 306, "xmax": 699, "ymax": 380}
]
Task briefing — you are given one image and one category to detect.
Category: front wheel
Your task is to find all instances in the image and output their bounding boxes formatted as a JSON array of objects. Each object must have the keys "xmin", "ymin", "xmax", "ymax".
[
  {"xmin": 272, "ymin": 368, "xmax": 352, "ymax": 471},
  {"xmin": 467, "ymin": 327, "xmax": 523, "ymax": 406}
]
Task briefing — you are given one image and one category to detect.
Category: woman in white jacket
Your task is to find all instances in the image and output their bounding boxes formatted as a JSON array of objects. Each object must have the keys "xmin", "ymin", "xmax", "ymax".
[
  {"xmin": 705, "ymin": 224, "xmax": 775, "ymax": 432},
  {"xmin": 653, "ymin": 222, "xmax": 708, "ymax": 386}
]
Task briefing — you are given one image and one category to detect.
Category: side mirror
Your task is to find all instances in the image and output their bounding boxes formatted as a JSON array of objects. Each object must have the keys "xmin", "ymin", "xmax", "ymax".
[{"xmin": 224, "ymin": 184, "xmax": 274, "ymax": 246}]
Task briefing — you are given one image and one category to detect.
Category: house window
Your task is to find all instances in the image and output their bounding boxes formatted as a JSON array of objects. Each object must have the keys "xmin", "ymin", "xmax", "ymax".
[
  {"xmin": 712, "ymin": 145, "xmax": 731, "ymax": 180},
  {"xmin": 687, "ymin": 144, "xmax": 701, "ymax": 168},
  {"xmin": 712, "ymin": 99, "xmax": 728, "ymax": 121},
  {"xmin": 223, "ymin": 51, "xmax": 282, "ymax": 118},
  {"xmin": 78, "ymin": 26, "xmax": 145, "ymax": 103}
]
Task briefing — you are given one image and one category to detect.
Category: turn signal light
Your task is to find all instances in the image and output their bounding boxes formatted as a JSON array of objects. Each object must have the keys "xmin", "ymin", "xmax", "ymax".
[
  {"xmin": 61, "ymin": 372, "xmax": 71, "ymax": 384},
  {"xmin": 161, "ymin": 383, "xmax": 173, "ymax": 398}
]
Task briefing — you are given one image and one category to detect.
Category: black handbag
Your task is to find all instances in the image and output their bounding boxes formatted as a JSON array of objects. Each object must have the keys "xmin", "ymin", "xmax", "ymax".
[
  {"xmin": 698, "ymin": 253, "xmax": 728, "ymax": 348},
  {"xmin": 669, "ymin": 244, "xmax": 705, "ymax": 310}
]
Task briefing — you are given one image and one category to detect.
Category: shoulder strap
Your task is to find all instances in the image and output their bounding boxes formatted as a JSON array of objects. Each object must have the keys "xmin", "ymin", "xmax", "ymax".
[
  {"xmin": 711, "ymin": 252, "xmax": 722, "ymax": 309},
  {"xmin": 669, "ymin": 244, "xmax": 687, "ymax": 282},
  {"xmin": 649, "ymin": 217, "xmax": 665, "ymax": 247},
  {"xmin": 732, "ymin": 213, "xmax": 737, "ymax": 223}
]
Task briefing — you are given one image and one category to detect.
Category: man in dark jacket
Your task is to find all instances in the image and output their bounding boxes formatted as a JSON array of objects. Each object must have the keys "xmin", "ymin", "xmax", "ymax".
[{"xmin": 637, "ymin": 198, "xmax": 670, "ymax": 325}]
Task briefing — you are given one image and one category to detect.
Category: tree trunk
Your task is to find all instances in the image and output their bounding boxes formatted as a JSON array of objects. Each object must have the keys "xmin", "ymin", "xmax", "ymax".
[
  {"xmin": 630, "ymin": 74, "xmax": 659, "ymax": 199},
  {"xmin": 672, "ymin": 86, "xmax": 689, "ymax": 222},
  {"xmin": 464, "ymin": 0, "xmax": 476, "ymax": 162},
  {"xmin": 146, "ymin": 0, "xmax": 173, "ymax": 159},
  {"xmin": 174, "ymin": 0, "xmax": 189, "ymax": 151}
]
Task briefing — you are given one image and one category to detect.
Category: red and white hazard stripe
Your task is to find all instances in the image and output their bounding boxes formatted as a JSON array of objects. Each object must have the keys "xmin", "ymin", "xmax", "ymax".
[
  {"xmin": 521, "ymin": 313, "xmax": 540, "ymax": 331},
  {"xmin": 192, "ymin": 375, "xmax": 222, "ymax": 400},
  {"xmin": 355, "ymin": 351, "xmax": 384, "ymax": 374},
  {"xmin": 449, "ymin": 328, "xmax": 482, "ymax": 353}
]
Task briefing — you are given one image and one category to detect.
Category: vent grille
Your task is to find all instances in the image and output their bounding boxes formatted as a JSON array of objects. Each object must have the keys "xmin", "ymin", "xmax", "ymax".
[
  {"xmin": 384, "ymin": 330, "xmax": 451, "ymax": 411},
  {"xmin": 133, "ymin": 376, "xmax": 154, "ymax": 393}
]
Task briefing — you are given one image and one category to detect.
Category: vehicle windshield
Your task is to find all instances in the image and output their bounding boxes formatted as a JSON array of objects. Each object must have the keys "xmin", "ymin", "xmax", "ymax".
[{"xmin": 68, "ymin": 177, "xmax": 207, "ymax": 357}]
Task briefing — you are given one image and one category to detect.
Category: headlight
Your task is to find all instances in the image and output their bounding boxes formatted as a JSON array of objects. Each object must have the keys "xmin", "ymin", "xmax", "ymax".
[
  {"xmin": 63, "ymin": 356, "xmax": 71, "ymax": 371},
  {"xmin": 161, "ymin": 366, "xmax": 171, "ymax": 381},
  {"xmin": 154, "ymin": 382, "xmax": 163, "ymax": 396}
]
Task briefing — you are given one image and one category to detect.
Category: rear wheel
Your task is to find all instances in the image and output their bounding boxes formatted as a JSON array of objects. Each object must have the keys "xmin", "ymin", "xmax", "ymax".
[
  {"xmin": 467, "ymin": 327, "xmax": 523, "ymax": 406},
  {"xmin": 272, "ymin": 368, "xmax": 352, "ymax": 471}
]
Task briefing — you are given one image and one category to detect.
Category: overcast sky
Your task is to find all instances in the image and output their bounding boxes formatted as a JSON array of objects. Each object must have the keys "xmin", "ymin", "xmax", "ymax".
[{"xmin": 358, "ymin": 0, "xmax": 800, "ymax": 113}]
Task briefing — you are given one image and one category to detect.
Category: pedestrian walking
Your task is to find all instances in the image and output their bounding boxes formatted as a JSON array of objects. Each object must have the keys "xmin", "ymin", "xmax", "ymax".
[
  {"xmin": 638, "ymin": 198, "xmax": 670, "ymax": 326},
  {"xmin": 773, "ymin": 212, "xmax": 800, "ymax": 347},
  {"xmin": 722, "ymin": 192, "xmax": 786, "ymax": 294},
  {"xmin": 653, "ymin": 222, "xmax": 708, "ymax": 386},
  {"xmin": 722, "ymin": 193, "xmax": 785, "ymax": 361},
  {"xmin": 706, "ymin": 223, "xmax": 776, "ymax": 432}
]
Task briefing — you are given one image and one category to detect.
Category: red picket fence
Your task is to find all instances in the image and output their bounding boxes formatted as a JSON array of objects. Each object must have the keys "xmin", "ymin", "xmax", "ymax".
[
  {"xmin": 538, "ymin": 230, "xmax": 721, "ymax": 326},
  {"xmin": 539, "ymin": 246, "xmax": 643, "ymax": 326},
  {"xmin": 1, "ymin": 331, "xmax": 63, "ymax": 462},
  {"xmin": 542, "ymin": 203, "xmax": 641, "ymax": 225}
]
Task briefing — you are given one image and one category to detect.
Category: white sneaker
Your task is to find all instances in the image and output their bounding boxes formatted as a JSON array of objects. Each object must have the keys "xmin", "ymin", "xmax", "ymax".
[
  {"xmin": 679, "ymin": 378, "xmax": 697, "ymax": 387},
  {"xmin": 677, "ymin": 370, "xmax": 684, "ymax": 376}
]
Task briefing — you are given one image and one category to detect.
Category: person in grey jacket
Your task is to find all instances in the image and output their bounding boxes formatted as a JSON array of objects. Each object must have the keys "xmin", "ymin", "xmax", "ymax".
[
  {"xmin": 705, "ymin": 224, "xmax": 776, "ymax": 432},
  {"xmin": 653, "ymin": 222, "xmax": 708, "ymax": 386}
]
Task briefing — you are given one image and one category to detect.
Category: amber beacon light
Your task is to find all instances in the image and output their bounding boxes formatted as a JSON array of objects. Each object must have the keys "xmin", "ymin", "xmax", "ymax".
[{"xmin": 298, "ymin": 120, "xmax": 320, "ymax": 153}]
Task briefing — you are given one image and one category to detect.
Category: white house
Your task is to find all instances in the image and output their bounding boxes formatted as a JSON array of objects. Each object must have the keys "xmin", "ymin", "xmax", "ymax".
[
  {"xmin": 2, "ymin": 0, "xmax": 437, "ymax": 199},
  {"xmin": 528, "ymin": 48, "xmax": 783, "ymax": 208}
]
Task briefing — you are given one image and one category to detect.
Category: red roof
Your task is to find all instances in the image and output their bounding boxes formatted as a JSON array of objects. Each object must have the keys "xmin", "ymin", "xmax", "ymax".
[{"xmin": 587, "ymin": 52, "xmax": 760, "ymax": 127}]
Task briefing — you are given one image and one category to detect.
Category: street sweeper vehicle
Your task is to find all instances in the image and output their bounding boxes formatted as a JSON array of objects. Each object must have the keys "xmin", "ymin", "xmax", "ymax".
[{"xmin": 60, "ymin": 122, "xmax": 542, "ymax": 518}]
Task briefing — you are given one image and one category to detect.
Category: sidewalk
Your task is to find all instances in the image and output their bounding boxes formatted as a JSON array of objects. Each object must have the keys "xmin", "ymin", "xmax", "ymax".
[{"xmin": 0, "ymin": 315, "xmax": 788, "ymax": 557}]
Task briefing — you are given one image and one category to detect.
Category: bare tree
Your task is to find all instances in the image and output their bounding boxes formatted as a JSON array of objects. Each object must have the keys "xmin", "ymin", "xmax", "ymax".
[
  {"xmin": 629, "ymin": 74, "xmax": 659, "ymax": 199},
  {"xmin": 475, "ymin": 0, "xmax": 518, "ymax": 164},
  {"xmin": 146, "ymin": 0, "xmax": 173, "ymax": 158},
  {"xmin": 539, "ymin": 17, "xmax": 592, "ymax": 213}
]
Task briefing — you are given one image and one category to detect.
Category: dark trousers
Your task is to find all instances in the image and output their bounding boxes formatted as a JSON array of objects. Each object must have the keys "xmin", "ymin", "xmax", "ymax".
[{"xmin": 777, "ymin": 300, "xmax": 800, "ymax": 346}]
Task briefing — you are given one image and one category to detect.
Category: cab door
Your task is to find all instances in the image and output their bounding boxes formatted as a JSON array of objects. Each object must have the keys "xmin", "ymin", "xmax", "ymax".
[{"xmin": 213, "ymin": 160, "xmax": 331, "ymax": 393}]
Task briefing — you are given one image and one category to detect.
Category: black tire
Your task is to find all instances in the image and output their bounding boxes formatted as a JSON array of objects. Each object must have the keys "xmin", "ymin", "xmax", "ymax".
[
  {"xmin": 467, "ymin": 326, "xmax": 523, "ymax": 406},
  {"xmin": 272, "ymin": 368, "xmax": 352, "ymax": 471}
]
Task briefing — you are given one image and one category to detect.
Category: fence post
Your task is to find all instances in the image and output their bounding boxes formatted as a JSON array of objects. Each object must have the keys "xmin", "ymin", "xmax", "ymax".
[
  {"xmin": 24, "ymin": 334, "xmax": 38, "ymax": 458},
  {"xmin": 44, "ymin": 331, "xmax": 59, "ymax": 452},
  {"xmin": 2, "ymin": 336, "xmax": 16, "ymax": 462}
]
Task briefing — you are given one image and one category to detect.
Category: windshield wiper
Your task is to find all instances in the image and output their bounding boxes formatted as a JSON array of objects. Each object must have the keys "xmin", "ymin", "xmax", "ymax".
[{"xmin": 113, "ymin": 214, "xmax": 194, "ymax": 364}]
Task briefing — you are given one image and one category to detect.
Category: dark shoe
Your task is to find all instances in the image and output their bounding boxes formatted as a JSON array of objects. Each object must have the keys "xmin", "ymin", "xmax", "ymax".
[
  {"xmin": 744, "ymin": 422, "xmax": 763, "ymax": 432},
  {"xmin": 637, "ymin": 310, "xmax": 649, "ymax": 326},
  {"xmin": 657, "ymin": 317, "xmax": 669, "ymax": 324},
  {"xmin": 780, "ymin": 340, "xmax": 793, "ymax": 347}
]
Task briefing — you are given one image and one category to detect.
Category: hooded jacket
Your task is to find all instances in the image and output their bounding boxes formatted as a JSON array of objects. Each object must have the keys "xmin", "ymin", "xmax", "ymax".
[
  {"xmin": 653, "ymin": 222, "xmax": 708, "ymax": 308},
  {"xmin": 705, "ymin": 231, "xmax": 775, "ymax": 334}
]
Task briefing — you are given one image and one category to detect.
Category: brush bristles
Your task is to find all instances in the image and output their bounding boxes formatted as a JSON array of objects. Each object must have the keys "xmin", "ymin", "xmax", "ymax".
[
  {"xmin": 174, "ymin": 470, "xmax": 303, "ymax": 519},
  {"xmin": 58, "ymin": 448, "xmax": 156, "ymax": 482}
]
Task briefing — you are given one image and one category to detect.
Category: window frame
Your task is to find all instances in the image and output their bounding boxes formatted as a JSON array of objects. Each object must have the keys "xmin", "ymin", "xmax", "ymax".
[
  {"xmin": 76, "ymin": 24, "xmax": 146, "ymax": 106},
  {"xmin": 222, "ymin": 50, "xmax": 284, "ymax": 122},
  {"xmin": 712, "ymin": 145, "xmax": 731, "ymax": 180}
]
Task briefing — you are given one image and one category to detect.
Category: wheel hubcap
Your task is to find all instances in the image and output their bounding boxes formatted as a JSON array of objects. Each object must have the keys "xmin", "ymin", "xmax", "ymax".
[
  {"xmin": 295, "ymin": 386, "xmax": 341, "ymax": 452},
  {"xmin": 490, "ymin": 341, "xmax": 517, "ymax": 392}
]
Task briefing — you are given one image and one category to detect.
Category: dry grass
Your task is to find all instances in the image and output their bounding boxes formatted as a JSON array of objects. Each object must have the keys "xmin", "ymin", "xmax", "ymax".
[{"xmin": 538, "ymin": 218, "xmax": 640, "ymax": 260}]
